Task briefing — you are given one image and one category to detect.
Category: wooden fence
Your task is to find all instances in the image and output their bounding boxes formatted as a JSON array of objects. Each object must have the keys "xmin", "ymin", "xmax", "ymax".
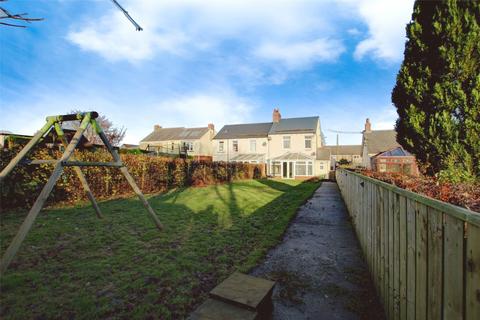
[{"xmin": 336, "ymin": 168, "xmax": 480, "ymax": 320}]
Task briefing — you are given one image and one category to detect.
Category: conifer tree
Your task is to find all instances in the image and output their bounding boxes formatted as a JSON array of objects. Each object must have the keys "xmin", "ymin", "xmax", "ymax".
[{"xmin": 392, "ymin": 0, "xmax": 480, "ymax": 182}]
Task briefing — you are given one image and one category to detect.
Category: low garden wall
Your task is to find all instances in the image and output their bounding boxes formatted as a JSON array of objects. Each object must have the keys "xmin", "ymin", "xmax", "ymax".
[
  {"xmin": 0, "ymin": 149, "xmax": 265, "ymax": 211},
  {"xmin": 336, "ymin": 168, "xmax": 480, "ymax": 320}
]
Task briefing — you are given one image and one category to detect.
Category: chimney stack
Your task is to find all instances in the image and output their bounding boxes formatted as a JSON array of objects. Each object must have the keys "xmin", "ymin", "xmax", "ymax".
[
  {"xmin": 208, "ymin": 123, "xmax": 215, "ymax": 131},
  {"xmin": 154, "ymin": 124, "xmax": 162, "ymax": 131},
  {"xmin": 272, "ymin": 108, "xmax": 281, "ymax": 123},
  {"xmin": 364, "ymin": 118, "xmax": 371, "ymax": 133}
]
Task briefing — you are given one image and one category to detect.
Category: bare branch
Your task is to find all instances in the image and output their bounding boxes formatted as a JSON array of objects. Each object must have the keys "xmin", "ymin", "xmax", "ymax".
[
  {"xmin": 0, "ymin": 21, "xmax": 25, "ymax": 28},
  {"xmin": 0, "ymin": 1, "xmax": 43, "ymax": 28}
]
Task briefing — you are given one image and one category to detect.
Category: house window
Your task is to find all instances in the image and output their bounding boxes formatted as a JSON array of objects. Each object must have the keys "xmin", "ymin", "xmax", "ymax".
[
  {"xmin": 233, "ymin": 140, "xmax": 239, "ymax": 152},
  {"xmin": 272, "ymin": 161, "xmax": 281, "ymax": 176},
  {"xmin": 296, "ymin": 161, "xmax": 307, "ymax": 175},
  {"xmin": 283, "ymin": 136, "xmax": 291, "ymax": 149},
  {"xmin": 250, "ymin": 140, "xmax": 256, "ymax": 152},
  {"xmin": 218, "ymin": 141, "xmax": 224, "ymax": 152},
  {"xmin": 183, "ymin": 142, "xmax": 194, "ymax": 151},
  {"xmin": 171, "ymin": 142, "xmax": 175, "ymax": 151},
  {"xmin": 295, "ymin": 161, "xmax": 313, "ymax": 176},
  {"xmin": 305, "ymin": 136, "xmax": 312, "ymax": 149}
]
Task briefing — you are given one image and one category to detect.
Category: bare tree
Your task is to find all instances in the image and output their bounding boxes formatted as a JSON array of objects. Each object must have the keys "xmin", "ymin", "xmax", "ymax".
[
  {"xmin": 0, "ymin": 0, "xmax": 43, "ymax": 28},
  {"xmin": 68, "ymin": 110, "xmax": 127, "ymax": 147}
]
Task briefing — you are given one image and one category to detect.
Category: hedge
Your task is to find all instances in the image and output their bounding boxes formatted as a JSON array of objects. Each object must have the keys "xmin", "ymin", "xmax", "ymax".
[{"xmin": 0, "ymin": 149, "xmax": 265, "ymax": 212}]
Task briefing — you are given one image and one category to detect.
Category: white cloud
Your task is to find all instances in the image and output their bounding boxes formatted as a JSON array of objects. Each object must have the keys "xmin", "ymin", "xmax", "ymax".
[
  {"xmin": 0, "ymin": 88, "xmax": 255, "ymax": 144},
  {"xmin": 67, "ymin": 1, "xmax": 342, "ymax": 69},
  {"xmin": 121, "ymin": 92, "xmax": 255, "ymax": 143},
  {"xmin": 350, "ymin": 0, "xmax": 415, "ymax": 62},
  {"xmin": 255, "ymin": 38, "xmax": 345, "ymax": 70},
  {"xmin": 347, "ymin": 28, "xmax": 361, "ymax": 36}
]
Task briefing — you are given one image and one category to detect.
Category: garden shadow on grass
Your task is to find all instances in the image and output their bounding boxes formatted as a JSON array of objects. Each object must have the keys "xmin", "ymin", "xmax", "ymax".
[{"xmin": 0, "ymin": 179, "xmax": 320, "ymax": 319}]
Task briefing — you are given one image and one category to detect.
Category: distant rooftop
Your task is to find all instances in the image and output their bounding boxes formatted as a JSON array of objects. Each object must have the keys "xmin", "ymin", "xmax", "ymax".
[
  {"xmin": 141, "ymin": 126, "xmax": 209, "ymax": 142},
  {"xmin": 214, "ymin": 116, "xmax": 319, "ymax": 140},
  {"xmin": 322, "ymin": 145, "xmax": 362, "ymax": 155},
  {"xmin": 269, "ymin": 116, "xmax": 319, "ymax": 135},
  {"xmin": 363, "ymin": 129, "xmax": 400, "ymax": 154},
  {"xmin": 214, "ymin": 122, "xmax": 272, "ymax": 139}
]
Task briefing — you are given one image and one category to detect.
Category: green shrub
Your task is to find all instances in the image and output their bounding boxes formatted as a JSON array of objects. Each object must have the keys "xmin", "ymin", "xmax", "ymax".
[{"xmin": 0, "ymin": 149, "xmax": 265, "ymax": 211}]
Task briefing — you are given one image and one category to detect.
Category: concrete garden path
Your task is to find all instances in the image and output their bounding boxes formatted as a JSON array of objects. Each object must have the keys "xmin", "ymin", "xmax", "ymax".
[{"xmin": 250, "ymin": 181, "xmax": 385, "ymax": 320}]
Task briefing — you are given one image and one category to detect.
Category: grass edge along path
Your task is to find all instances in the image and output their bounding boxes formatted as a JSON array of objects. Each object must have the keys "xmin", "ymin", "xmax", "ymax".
[{"xmin": 0, "ymin": 178, "xmax": 320, "ymax": 319}]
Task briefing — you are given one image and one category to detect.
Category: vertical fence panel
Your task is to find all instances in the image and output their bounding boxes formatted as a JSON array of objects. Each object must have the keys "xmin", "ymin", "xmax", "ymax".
[
  {"xmin": 443, "ymin": 214, "xmax": 464, "ymax": 319},
  {"xmin": 399, "ymin": 196, "xmax": 407, "ymax": 320},
  {"xmin": 406, "ymin": 198, "xmax": 416, "ymax": 320},
  {"xmin": 379, "ymin": 186, "xmax": 386, "ymax": 306},
  {"xmin": 427, "ymin": 208, "xmax": 443, "ymax": 320},
  {"xmin": 388, "ymin": 190, "xmax": 395, "ymax": 318},
  {"xmin": 415, "ymin": 203, "xmax": 428, "ymax": 319},
  {"xmin": 466, "ymin": 224, "xmax": 480, "ymax": 320},
  {"xmin": 393, "ymin": 193, "xmax": 400, "ymax": 319},
  {"xmin": 385, "ymin": 188, "xmax": 391, "ymax": 318},
  {"xmin": 335, "ymin": 169, "xmax": 479, "ymax": 320}
]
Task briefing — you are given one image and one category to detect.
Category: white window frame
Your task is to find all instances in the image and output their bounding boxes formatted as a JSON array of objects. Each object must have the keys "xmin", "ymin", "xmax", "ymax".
[
  {"xmin": 233, "ymin": 140, "xmax": 239, "ymax": 152},
  {"xmin": 304, "ymin": 135, "xmax": 313, "ymax": 149},
  {"xmin": 218, "ymin": 141, "xmax": 225, "ymax": 152},
  {"xmin": 283, "ymin": 136, "xmax": 291, "ymax": 149},
  {"xmin": 187, "ymin": 142, "xmax": 194, "ymax": 151},
  {"xmin": 250, "ymin": 139, "xmax": 256, "ymax": 152}
]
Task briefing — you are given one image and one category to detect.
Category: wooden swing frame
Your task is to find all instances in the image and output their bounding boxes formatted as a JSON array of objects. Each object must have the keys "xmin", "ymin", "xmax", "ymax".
[{"xmin": 0, "ymin": 112, "xmax": 163, "ymax": 274}]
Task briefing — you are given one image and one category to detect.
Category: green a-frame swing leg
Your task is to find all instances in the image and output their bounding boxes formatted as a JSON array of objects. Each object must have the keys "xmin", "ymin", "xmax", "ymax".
[
  {"xmin": 0, "ymin": 114, "xmax": 92, "ymax": 274},
  {"xmin": 0, "ymin": 112, "xmax": 163, "ymax": 275},
  {"xmin": 53, "ymin": 122, "xmax": 103, "ymax": 219}
]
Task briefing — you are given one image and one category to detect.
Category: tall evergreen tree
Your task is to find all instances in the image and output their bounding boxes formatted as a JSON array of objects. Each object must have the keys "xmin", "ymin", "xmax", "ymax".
[{"xmin": 392, "ymin": 0, "xmax": 480, "ymax": 182}]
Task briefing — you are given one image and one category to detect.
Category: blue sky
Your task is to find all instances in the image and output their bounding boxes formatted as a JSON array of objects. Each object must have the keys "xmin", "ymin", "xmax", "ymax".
[{"xmin": 0, "ymin": 0, "xmax": 415, "ymax": 145}]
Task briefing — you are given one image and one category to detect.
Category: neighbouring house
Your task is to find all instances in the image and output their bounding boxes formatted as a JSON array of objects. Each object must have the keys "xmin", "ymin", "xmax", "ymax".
[
  {"xmin": 371, "ymin": 146, "xmax": 419, "ymax": 176},
  {"xmin": 1, "ymin": 131, "xmax": 34, "ymax": 149},
  {"xmin": 0, "ymin": 129, "xmax": 112, "ymax": 151},
  {"xmin": 0, "ymin": 131, "xmax": 14, "ymax": 148},
  {"xmin": 213, "ymin": 122, "xmax": 271, "ymax": 164},
  {"xmin": 120, "ymin": 144, "xmax": 139, "ymax": 150},
  {"xmin": 139, "ymin": 124, "xmax": 215, "ymax": 159},
  {"xmin": 213, "ymin": 108, "xmax": 330, "ymax": 179},
  {"xmin": 361, "ymin": 118, "xmax": 401, "ymax": 169},
  {"xmin": 320, "ymin": 144, "xmax": 362, "ymax": 169}
]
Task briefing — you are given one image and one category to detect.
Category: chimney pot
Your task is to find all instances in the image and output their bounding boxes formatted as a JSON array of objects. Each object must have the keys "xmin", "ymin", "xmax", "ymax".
[
  {"xmin": 208, "ymin": 123, "xmax": 214, "ymax": 130},
  {"xmin": 364, "ymin": 118, "xmax": 371, "ymax": 132},
  {"xmin": 154, "ymin": 125, "xmax": 162, "ymax": 131},
  {"xmin": 272, "ymin": 108, "xmax": 281, "ymax": 123}
]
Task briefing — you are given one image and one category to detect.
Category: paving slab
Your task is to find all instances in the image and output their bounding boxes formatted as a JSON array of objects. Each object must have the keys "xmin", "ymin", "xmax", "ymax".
[
  {"xmin": 188, "ymin": 298, "xmax": 257, "ymax": 320},
  {"xmin": 209, "ymin": 272, "xmax": 275, "ymax": 312},
  {"xmin": 250, "ymin": 181, "xmax": 385, "ymax": 320}
]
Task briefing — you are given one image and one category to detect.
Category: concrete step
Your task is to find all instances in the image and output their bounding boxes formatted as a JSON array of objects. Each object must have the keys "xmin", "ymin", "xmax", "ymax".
[
  {"xmin": 188, "ymin": 298, "xmax": 257, "ymax": 320},
  {"xmin": 209, "ymin": 272, "xmax": 275, "ymax": 313},
  {"xmin": 189, "ymin": 272, "xmax": 276, "ymax": 320}
]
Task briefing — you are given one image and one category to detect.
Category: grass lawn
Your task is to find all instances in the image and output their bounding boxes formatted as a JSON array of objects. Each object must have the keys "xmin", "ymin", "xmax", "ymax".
[{"xmin": 0, "ymin": 178, "xmax": 320, "ymax": 319}]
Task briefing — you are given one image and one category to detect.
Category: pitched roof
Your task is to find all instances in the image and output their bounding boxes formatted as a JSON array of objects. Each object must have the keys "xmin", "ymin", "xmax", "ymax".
[
  {"xmin": 141, "ymin": 127, "xmax": 209, "ymax": 142},
  {"xmin": 214, "ymin": 122, "xmax": 272, "ymax": 139},
  {"xmin": 272, "ymin": 152, "xmax": 314, "ymax": 161},
  {"xmin": 120, "ymin": 144, "xmax": 139, "ymax": 149},
  {"xmin": 373, "ymin": 146, "xmax": 413, "ymax": 158},
  {"xmin": 363, "ymin": 130, "xmax": 401, "ymax": 154},
  {"xmin": 323, "ymin": 145, "xmax": 362, "ymax": 155},
  {"xmin": 230, "ymin": 153, "xmax": 266, "ymax": 161},
  {"xmin": 316, "ymin": 148, "xmax": 331, "ymax": 160},
  {"xmin": 269, "ymin": 116, "xmax": 319, "ymax": 134}
]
